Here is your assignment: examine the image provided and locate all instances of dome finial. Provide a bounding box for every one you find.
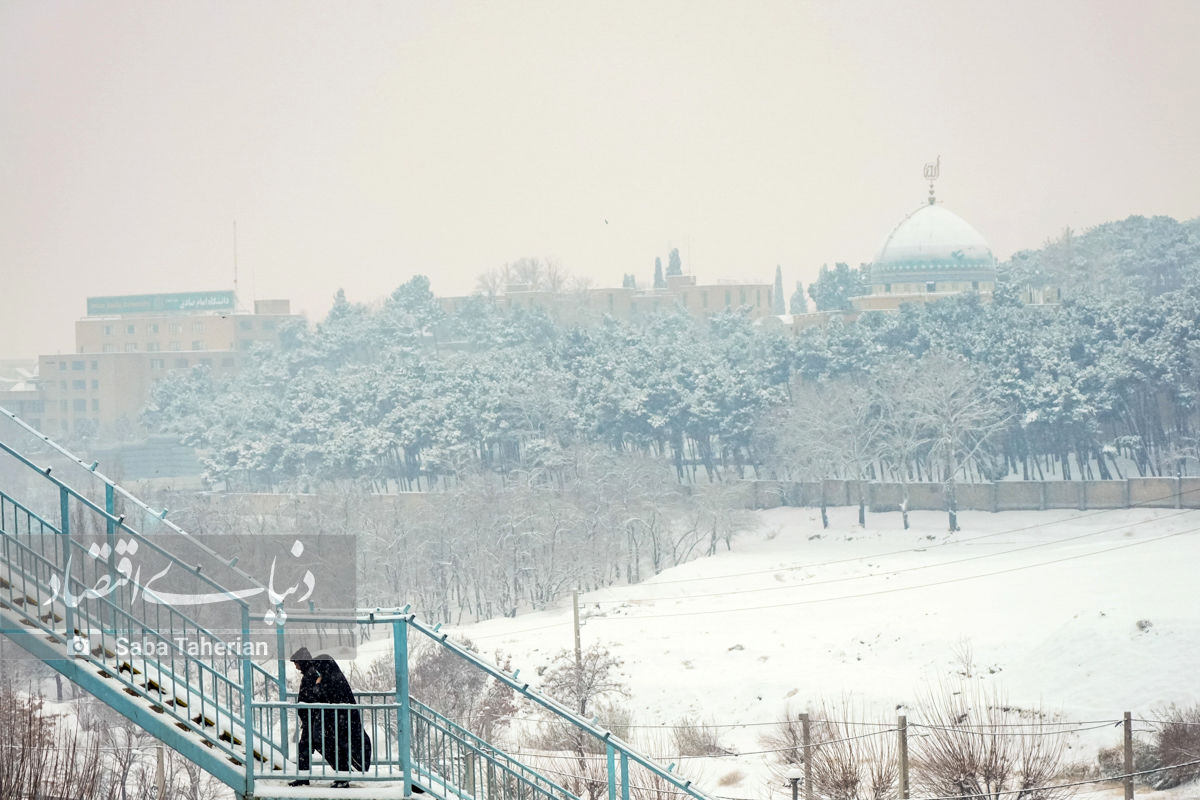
[923,155,941,205]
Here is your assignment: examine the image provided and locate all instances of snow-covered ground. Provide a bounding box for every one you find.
[424,505,1200,800]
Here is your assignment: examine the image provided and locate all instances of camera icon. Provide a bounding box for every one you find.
[69,636,89,655]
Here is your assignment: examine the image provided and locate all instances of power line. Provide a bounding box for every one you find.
[609,495,1200,590]
[563,525,1200,620]
[583,507,1195,607]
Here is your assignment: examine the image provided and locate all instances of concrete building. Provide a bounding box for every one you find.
[0,360,43,429]
[37,291,300,440]
[441,273,775,326]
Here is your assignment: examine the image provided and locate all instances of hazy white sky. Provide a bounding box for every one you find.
[2,1,1197,359]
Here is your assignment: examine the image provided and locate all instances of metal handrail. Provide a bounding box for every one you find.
[0,406,267,595]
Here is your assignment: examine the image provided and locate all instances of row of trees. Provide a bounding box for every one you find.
[153,446,749,623]
[144,215,1200,495]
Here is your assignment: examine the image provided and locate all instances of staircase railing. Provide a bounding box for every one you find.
[1,407,715,800]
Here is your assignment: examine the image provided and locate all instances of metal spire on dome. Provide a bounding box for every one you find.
[923,155,941,205]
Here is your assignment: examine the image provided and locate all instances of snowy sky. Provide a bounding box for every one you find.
[2,0,1198,359]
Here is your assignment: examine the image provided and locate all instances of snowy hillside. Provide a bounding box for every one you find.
[433,505,1200,800]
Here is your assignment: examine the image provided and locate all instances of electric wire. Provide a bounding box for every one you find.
[582,507,1194,607]
[594,487,1200,590]
[471,524,1197,628]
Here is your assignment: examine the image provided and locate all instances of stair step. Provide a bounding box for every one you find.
[251,782,410,799]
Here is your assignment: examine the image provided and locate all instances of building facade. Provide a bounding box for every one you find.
[441,273,775,326]
[36,292,300,440]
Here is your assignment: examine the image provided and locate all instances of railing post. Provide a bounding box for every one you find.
[276,623,289,760]
[606,741,616,800]
[395,619,412,797]
[241,604,256,799]
[620,750,630,800]
[105,484,119,638]
[59,487,74,644]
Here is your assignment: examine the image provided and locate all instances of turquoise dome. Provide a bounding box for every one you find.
[871,203,996,286]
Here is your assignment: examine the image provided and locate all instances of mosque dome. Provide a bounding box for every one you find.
[870,202,996,287]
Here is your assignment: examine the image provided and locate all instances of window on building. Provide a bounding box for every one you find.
[90,361,98,369]
[72,380,86,391]
[192,322,205,334]
[926,281,937,292]
[59,361,67,370]
[192,340,204,350]
[91,380,98,389]
[102,344,115,353]
[239,320,253,331]
[60,399,68,412]
[103,325,113,336]
[175,358,189,368]
[124,343,138,352]
[59,380,67,390]
[146,341,160,352]
[168,322,182,334]
[125,324,136,335]
[150,358,165,369]
[91,399,99,411]
[73,399,86,412]
[149,323,160,334]
[168,341,181,351]
[972,281,980,290]
[71,360,84,370]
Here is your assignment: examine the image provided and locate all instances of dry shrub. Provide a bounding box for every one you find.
[1097,739,1158,785]
[359,636,516,740]
[912,679,1072,800]
[524,699,633,754]
[672,716,732,757]
[1147,703,1200,789]
[0,687,108,799]
[762,701,896,800]
[717,768,745,787]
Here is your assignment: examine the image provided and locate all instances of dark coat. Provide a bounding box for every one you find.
[296,655,372,773]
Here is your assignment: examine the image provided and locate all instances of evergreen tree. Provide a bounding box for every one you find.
[654,257,666,289]
[772,265,786,314]
[667,248,683,276]
[789,281,809,314]
[622,273,637,289]
[808,263,869,311]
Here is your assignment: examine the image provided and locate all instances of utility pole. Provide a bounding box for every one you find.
[1124,711,1134,800]
[572,589,583,713]
[800,712,813,800]
[572,589,582,666]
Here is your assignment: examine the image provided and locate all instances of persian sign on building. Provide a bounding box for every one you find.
[86,291,236,316]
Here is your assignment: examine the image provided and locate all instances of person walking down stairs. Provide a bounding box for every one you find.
[288,647,373,789]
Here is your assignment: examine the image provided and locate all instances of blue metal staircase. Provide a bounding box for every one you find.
[0,408,714,800]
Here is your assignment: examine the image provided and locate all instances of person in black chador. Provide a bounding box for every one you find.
[289,647,372,789]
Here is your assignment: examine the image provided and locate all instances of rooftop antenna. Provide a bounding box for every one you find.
[923,155,941,205]
[233,219,240,308]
